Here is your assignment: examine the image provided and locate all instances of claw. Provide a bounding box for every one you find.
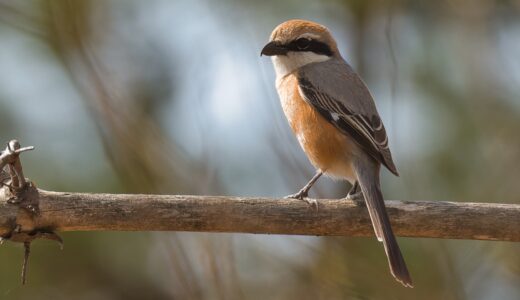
[346,181,365,207]
[346,192,365,207]
[285,191,319,211]
[303,198,319,211]
[284,190,308,200]
[346,191,363,200]
[284,171,323,210]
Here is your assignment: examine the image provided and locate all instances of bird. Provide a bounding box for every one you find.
[261,19,412,287]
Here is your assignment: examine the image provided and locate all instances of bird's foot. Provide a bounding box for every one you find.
[284,190,318,211]
[302,198,319,211]
[284,189,307,200]
[346,191,365,207]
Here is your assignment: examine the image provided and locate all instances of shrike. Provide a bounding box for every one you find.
[261,19,412,287]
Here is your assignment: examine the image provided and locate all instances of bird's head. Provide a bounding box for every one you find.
[261,19,339,77]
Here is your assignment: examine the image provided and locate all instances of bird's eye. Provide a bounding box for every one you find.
[295,38,311,50]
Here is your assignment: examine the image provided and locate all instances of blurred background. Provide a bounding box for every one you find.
[0,0,519,299]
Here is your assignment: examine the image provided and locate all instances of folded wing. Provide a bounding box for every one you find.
[297,59,398,175]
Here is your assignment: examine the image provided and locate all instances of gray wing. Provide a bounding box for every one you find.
[297,58,398,175]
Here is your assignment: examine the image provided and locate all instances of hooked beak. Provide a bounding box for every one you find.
[260,41,288,56]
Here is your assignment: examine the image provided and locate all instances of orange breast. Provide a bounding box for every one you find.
[276,74,356,181]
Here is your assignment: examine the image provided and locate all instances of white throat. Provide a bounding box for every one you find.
[271,52,331,78]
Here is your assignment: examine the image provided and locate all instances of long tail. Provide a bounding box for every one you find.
[353,158,413,288]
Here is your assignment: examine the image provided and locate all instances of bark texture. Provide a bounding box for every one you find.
[1,188,519,241]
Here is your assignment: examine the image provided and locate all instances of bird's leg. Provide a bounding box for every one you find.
[346,181,365,206]
[346,181,361,199]
[285,171,322,209]
[285,171,322,199]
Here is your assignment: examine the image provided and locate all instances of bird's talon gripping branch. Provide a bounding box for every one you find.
[284,190,308,200]
[346,192,363,200]
[346,192,365,207]
[284,171,323,203]
[284,192,319,211]
[304,198,319,211]
[351,197,366,207]
[346,181,363,203]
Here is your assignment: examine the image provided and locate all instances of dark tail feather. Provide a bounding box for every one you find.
[354,158,413,288]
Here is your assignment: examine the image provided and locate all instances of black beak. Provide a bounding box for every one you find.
[260,41,288,56]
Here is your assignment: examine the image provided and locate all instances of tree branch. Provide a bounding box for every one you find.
[1,139,519,284]
[0,189,518,242]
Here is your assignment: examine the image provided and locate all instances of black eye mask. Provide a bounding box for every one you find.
[286,38,333,56]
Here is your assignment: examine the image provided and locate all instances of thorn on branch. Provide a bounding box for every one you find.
[1,139,63,284]
[2,229,64,285]
[22,242,30,285]
[0,139,35,191]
